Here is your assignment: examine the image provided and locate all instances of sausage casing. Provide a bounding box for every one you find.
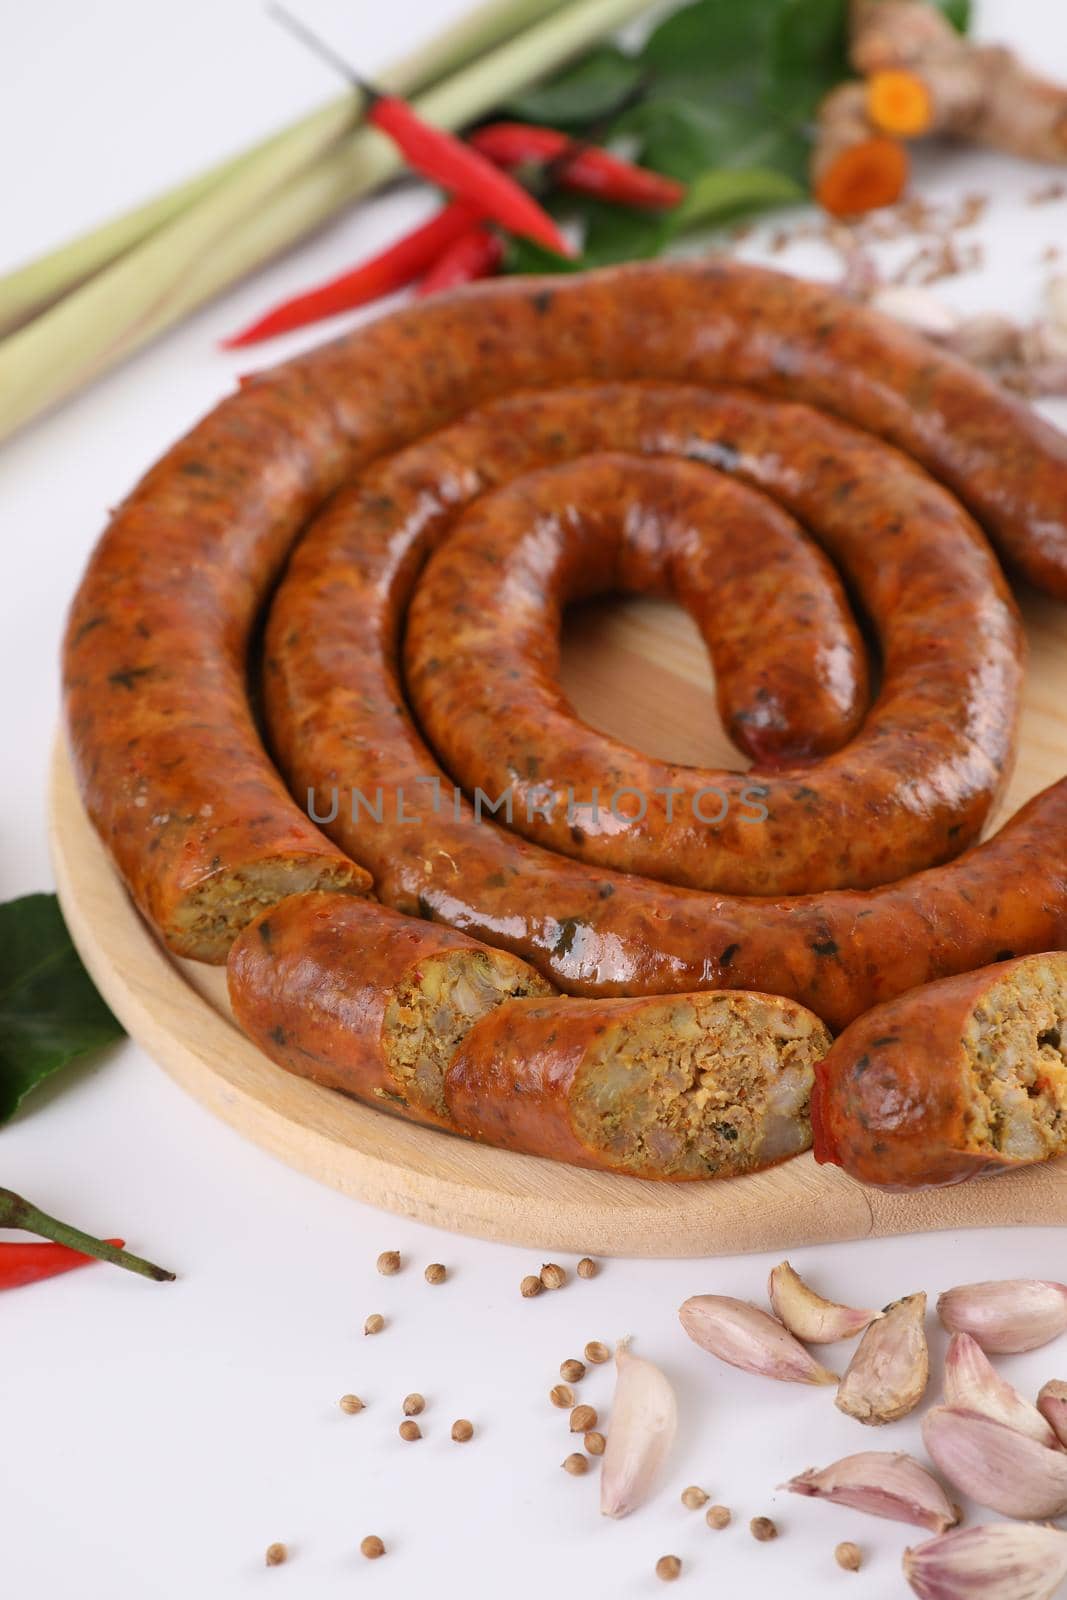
[446,989,831,1179]
[812,952,1067,1188]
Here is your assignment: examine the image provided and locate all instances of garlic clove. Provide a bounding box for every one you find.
[1038,1380,1067,1448]
[678,1295,838,1385]
[836,1293,928,1425]
[944,1332,1060,1447]
[782,1450,958,1533]
[871,284,961,339]
[768,1262,880,1345]
[922,1407,1067,1520]
[600,1341,677,1519]
[1045,273,1067,335]
[904,1522,1067,1600]
[945,312,1023,369]
[937,1281,1067,1354]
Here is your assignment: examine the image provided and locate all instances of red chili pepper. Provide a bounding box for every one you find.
[0,1237,126,1291]
[0,1187,175,1282]
[470,122,686,211]
[416,226,505,296]
[366,97,572,256]
[264,7,572,258]
[222,201,483,348]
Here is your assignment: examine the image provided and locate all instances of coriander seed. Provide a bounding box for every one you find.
[399,1419,422,1442]
[835,1542,862,1573]
[682,1485,709,1510]
[521,1274,543,1298]
[569,1404,597,1433]
[339,1394,364,1414]
[577,1257,598,1279]
[424,1262,447,1284]
[751,1516,778,1542]
[560,1358,586,1384]
[451,1418,474,1442]
[584,1340,611,1364]
[403,1393,425,1416]
[360,1535,385,1560]
[540,1262,567,1290]
[656,1555,682,1582]
[550,1383,575,1409]
[584,1431,606,1456]
[376,1250,401,1276]
[364,1313,385,1335]
[562,1452,588,1476]
[265,1543,287,1567]
[706,1505,731,1530]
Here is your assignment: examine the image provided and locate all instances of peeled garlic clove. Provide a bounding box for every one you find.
[937,1280,1067,1354]
[836,1293,928,1425]
[600,1341,677,1519]
[782,1450,958,1533]
[904,1523,1067,1600]
[1038,1380,1067,1447]
[768,1262,880,1345]
[922,1407,1067,1520]
[678,1295,838,1385]
[944,1332,1059,1447]
[871,285,961,339]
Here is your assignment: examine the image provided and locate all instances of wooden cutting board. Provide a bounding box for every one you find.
[49,588,1067,1256]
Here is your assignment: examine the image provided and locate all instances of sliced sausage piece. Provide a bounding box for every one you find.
[402,447,1017,892]
[445,990,831,1178]
[812,952,1067,1188]
[227,892,554,1126]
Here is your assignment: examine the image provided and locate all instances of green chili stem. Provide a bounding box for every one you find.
[0,1188,175,1282]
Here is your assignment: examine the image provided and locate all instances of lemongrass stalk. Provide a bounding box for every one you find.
[0,0,567,337]
[0,0,652,443]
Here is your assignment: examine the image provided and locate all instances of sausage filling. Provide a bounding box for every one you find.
[568,995,830,1179]
[384,951,551,1118]
[175,859,363,951]
[961,962,1067,1163]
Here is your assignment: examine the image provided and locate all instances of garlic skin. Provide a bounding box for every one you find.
[944,1332,1059,1447]
[836,1293,928,1425]
[768,1262,880,1345]
[937,1281,1067,1354]
[678,1295,837,1385]
[782,1451,958,1533]
[922,1407,1067,1519]
[904,1523,1067,1600]
[1038,1380,1067,1448]
[600,1342,677,1519]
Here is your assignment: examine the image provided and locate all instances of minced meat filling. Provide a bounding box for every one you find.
[385,950,551,1116]
[569,995,830,1179]
[962,959,1067,1163]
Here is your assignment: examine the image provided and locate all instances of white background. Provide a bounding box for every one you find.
[3,2,1067,1597]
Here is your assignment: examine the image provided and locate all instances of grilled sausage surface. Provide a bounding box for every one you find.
[812,953,1067,1189]
[62,258,1067,1180]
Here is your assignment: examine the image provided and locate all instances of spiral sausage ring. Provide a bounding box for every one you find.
[64,259,1067,1179]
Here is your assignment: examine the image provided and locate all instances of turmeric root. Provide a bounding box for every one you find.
[855,0,1067,163]
[812,83,910,217]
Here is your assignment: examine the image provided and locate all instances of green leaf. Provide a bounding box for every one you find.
[579,198,674,266]
[499,45,646,127]
[673,166,805,230]
[766,0,849,119]
[0,893,124,1123]
[933,0,971,30]
[640,0,784,86]
[616,97,809,185]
